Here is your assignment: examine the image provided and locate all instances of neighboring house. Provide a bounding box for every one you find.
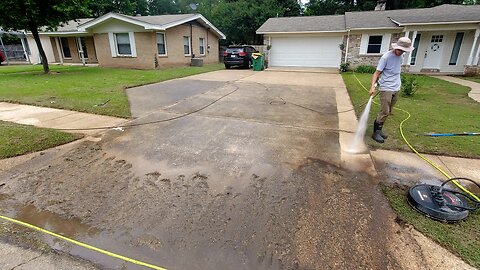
[26,13,225,69]
[256,4,480,75]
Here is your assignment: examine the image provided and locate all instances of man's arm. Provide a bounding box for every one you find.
[369,70,381,96]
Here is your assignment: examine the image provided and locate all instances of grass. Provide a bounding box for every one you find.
[0,64,224,118]
[0,63,223,159]
[342,73,480,158]
[457,76,480,84]
[0,121,82,159]
[382,184,480,268]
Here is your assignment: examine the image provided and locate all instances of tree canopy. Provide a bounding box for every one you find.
[0,0,91,73]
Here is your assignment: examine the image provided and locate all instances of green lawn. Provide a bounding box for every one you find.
[0,63,224,159]
[342,73,480,158]
[0,121,82,159]
[0,64,224,118]
[382,184,480,268]
[457,76,480,84]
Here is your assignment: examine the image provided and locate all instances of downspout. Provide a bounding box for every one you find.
[268,36,271,66]
[190,23,194,58]
[206,28,210,55]
[344,29,350,64]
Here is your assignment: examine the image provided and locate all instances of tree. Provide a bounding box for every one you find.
[206,0,301,45]
[89,0,138,17]
[0,0,90,73]
[147,0,180,15]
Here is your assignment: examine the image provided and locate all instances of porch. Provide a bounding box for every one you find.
[50,35,98,65]
[402,26,480,75]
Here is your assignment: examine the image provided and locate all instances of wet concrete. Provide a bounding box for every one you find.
[1,70,473,269]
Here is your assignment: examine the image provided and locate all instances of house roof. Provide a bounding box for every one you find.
[257,15,346,34]
[55,19,94,32]
[390,4,480,25]
[78,13,226,39]
[257,4,480,34]
[36,13,225,39]
[127,14,194,26]
[346,4,480,28]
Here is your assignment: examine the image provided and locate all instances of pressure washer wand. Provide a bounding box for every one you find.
[422,132,480,137]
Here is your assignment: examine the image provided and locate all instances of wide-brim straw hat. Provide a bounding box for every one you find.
[392,37,414,52]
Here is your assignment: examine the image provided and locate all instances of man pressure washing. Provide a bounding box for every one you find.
[369,37,414,143]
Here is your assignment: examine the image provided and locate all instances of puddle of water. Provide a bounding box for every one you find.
[0,202,168,269]
[12,204,97,239]
[0,199,286,270]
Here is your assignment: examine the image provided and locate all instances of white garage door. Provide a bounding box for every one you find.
[270,36,343,68]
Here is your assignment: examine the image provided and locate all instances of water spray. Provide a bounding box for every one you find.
[345,96,373,154]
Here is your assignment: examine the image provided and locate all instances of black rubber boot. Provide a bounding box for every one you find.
[376,121,388,139]
[372,121,385,143]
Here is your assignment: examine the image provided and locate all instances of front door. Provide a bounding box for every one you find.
[422,34,444,69]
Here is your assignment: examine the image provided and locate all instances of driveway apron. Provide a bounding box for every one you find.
[1,70,410,269]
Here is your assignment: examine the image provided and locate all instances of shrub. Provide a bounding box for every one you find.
[401,75,419,97]
[339,62,350,72]
[355,65,376,74]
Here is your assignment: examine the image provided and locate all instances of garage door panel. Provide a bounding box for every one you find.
[270,36,342,68]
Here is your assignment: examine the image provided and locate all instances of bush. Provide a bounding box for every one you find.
[339,62,350,72]
[354,65,376,74]
[401,75,419,97]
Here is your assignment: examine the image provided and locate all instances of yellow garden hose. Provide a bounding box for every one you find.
[0,214,167,270]
[353,73,480,202]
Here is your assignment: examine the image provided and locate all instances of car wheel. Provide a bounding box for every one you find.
[225,64,231,69]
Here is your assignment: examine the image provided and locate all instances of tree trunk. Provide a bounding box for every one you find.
[30,27,49,73]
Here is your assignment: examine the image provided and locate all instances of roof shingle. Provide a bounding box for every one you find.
[257,15,346,33]
[257,4,480,33]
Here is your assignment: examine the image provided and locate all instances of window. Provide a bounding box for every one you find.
[449,32,464,65]
[431,35,443,43]
[367,35,383,54]
[157,33,166,55]
[116,33,131,55]
[410,34,421,65]
[60,37,71,58]
[183,36,190,55]
[80,37,88,58]
[199,38,205,55]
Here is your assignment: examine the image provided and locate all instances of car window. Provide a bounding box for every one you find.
[226,47,243,53]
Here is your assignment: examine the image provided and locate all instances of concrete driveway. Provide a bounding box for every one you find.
[121,70,343,178]
[1,70,444,270]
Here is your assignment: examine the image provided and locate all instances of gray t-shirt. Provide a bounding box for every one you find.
[377,50,403,91]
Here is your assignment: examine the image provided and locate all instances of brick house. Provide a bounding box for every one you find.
[26,13,225,69]
[256,4,480,75]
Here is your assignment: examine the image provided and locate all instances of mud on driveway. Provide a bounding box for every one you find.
[0,71,454,269]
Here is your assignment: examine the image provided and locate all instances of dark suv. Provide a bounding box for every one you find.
[223,46,257,69]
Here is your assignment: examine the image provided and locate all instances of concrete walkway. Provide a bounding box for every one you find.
[0,242,99,270]
[435,75,480,102]
[0,102,126,135]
